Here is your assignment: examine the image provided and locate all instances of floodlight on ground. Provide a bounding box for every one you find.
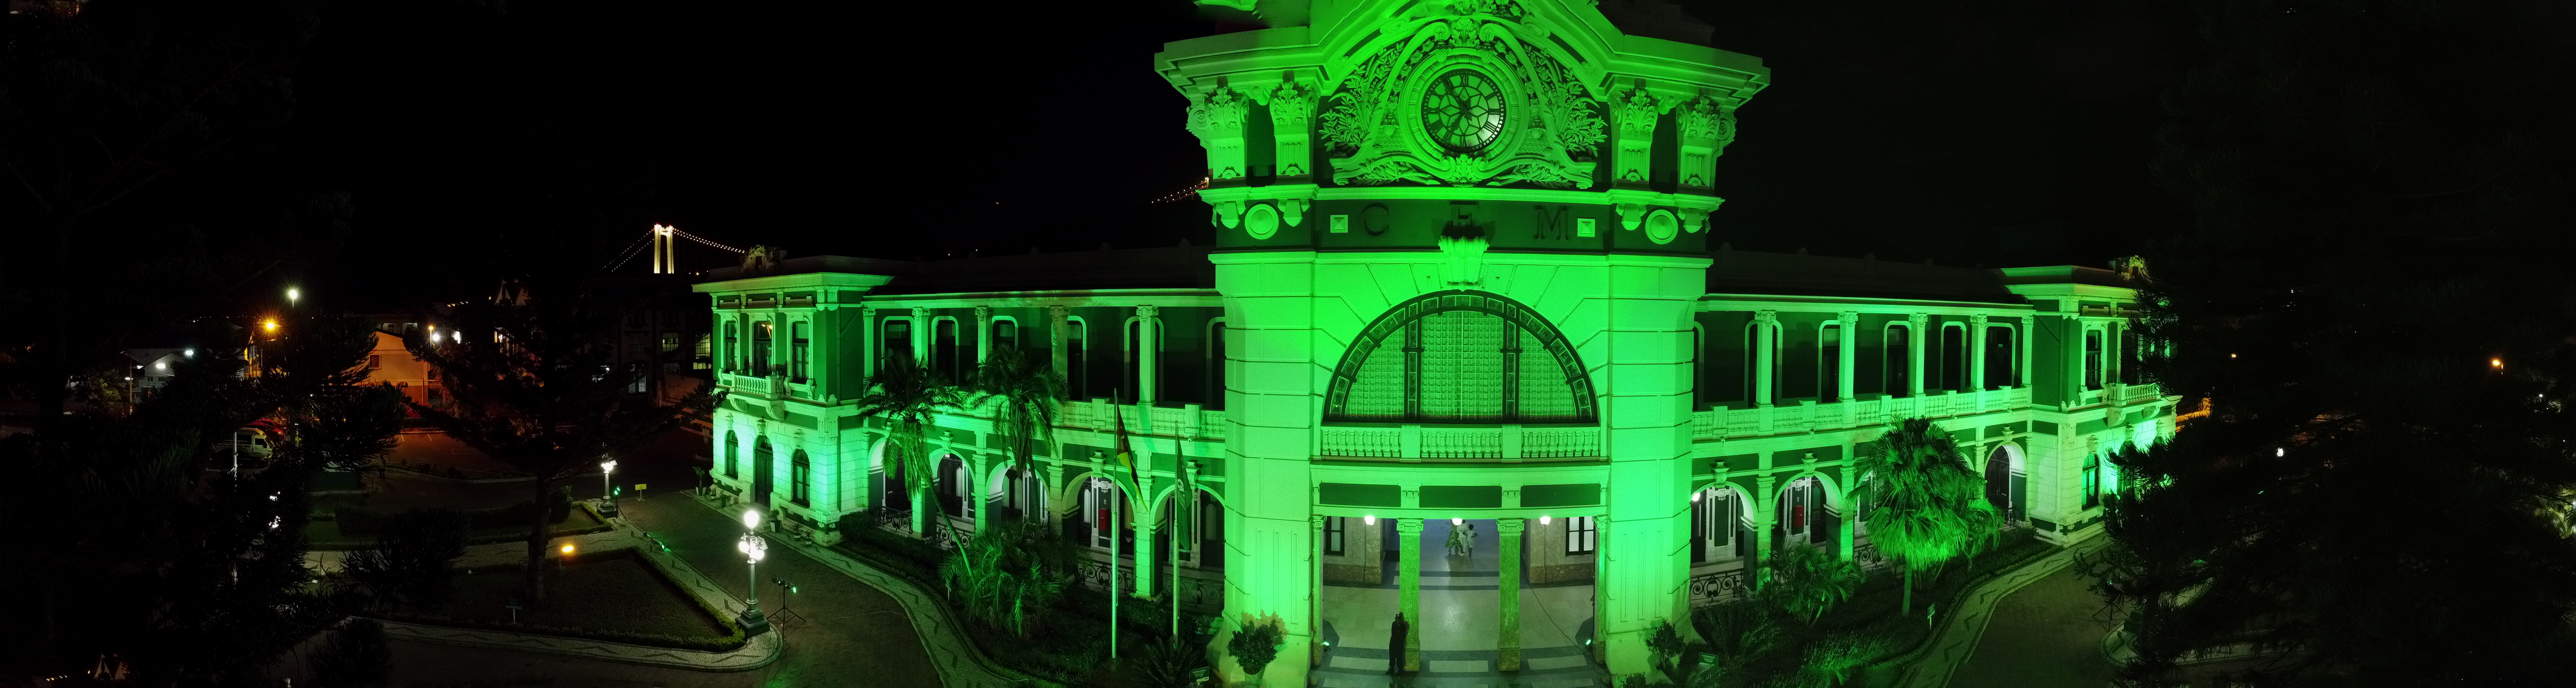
[560,543,575,556]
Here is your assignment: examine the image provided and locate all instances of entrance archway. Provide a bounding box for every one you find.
[1312,515,1602,687]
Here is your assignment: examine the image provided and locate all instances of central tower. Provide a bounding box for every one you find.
[1159,0,1766,683]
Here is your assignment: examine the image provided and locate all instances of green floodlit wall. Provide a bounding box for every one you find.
[679,2,2179,685]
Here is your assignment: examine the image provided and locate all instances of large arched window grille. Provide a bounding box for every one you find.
[1324,291,1597,423]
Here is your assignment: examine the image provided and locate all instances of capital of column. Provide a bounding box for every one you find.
[911,306,930,320]
[860,306,876,319]
[1496,517,1525,535]
[1395,518,1424,535]
[1754,309,1779,326]
[1048,305,1068,319]
[1908,313,1929,328]
[1136,304,1160,319]
[1838,310,1859,326]
[974,305,991,321]
[1969,314,1989,328]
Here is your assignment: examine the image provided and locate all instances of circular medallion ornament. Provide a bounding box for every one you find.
[1244,204,1280,240]
[1644,209,1680,245]
[1420,70,1507,154]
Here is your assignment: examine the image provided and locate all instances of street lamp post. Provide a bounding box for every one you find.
[599,459,618,516]
[737,508,772,637]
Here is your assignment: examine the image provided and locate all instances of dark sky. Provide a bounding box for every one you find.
[278,0,2191,309]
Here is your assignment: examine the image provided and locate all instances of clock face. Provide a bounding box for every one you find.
[1421,70,1507,154]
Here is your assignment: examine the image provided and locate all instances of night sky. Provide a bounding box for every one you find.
[276,0,2191,309]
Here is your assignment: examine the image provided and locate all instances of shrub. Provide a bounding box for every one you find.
[1228,613,1283,680]
[308,619,391,688]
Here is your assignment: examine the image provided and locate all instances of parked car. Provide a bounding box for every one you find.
[219,427,274,460]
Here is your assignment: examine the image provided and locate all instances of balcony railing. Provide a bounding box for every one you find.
[1691,386,2040,440]
[1317,424,1600,461]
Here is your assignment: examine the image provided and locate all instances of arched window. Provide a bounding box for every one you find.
[790,450,812,506]
[724,430,739,478]
[1819,322,1842,402]
[991,318,1018,358]
[1983,324,2018,389]
[1939,322,1967,392]
[1324,291,1596,423]
[1065,317,1089,399]
[1882,323,1911,396]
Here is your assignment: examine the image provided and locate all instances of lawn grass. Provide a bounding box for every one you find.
[307,508,608,550]
[372,548,745,651]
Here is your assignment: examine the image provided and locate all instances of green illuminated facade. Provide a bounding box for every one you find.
[693,1,2175,684]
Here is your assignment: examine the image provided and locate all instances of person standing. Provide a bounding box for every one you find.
[1389,612,1409,677]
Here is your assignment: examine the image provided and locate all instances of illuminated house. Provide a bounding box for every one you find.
[692,1,2174,684]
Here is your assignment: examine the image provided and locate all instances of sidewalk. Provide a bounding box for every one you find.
[1945,567,2122,688]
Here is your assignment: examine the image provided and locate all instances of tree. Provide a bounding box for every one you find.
[342,508,471,614]
[852,355,967,537]
[0,314,401,682]
[405,291,717,603]
[1758,541,1866,625]
[937,519,1068,637]
[1852,417,1997,616]
[2095,1,2576,684]
[968,345,1067,510]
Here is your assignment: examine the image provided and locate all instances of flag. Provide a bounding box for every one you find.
[1113,397,1140,496]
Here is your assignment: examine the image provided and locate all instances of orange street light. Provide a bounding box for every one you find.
[262,319,279,334]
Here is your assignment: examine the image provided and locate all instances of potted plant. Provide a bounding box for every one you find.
[1227,612,1284,686]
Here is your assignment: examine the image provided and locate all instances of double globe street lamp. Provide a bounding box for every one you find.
[737,508,772,637]
[598,459,619,516]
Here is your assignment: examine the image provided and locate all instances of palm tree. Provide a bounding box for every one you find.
[1851,417,1998,616]
[968,346,1066,517]
[1759,540,1866,624]
[852,356,967,536]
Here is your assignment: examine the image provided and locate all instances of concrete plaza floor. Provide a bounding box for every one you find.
[1315,519,1604,688]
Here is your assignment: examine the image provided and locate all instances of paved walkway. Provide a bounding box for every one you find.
[1946,566,2121,688]
[724,496,1033,688]
[1889,537,2110,688]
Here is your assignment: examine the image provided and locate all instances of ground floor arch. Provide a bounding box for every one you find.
[1984,442,2026,523]
[1311,513,1604,686]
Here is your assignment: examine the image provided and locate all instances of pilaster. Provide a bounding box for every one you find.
[1752,310,1778,407]
[1137,305,1160,407]
[1836,311,1859,404]
[1611,83,1663,187]
[1968,314,1990,392]
[910,307,931,362]
[1270,81,1316,180]
[1186,87,1252,180]
[975,305,992,365]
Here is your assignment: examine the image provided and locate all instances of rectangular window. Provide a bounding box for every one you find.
[791,453,811,505]
[1567,516,1597,554]
[661,331,680,353]
[791,321,810,382]
[724,437,738,478]
[2083,455,2103,508]
[1324,516,1345,556]
[752,321,773,376]
[2085,330,2105,391]
[367,355,381,370]
[882,319,913,367]
[693,333,712,370]
[723,321,739,372]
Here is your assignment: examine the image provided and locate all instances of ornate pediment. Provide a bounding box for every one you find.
[1317,6,1605,189]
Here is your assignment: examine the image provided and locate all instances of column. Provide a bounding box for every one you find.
[1396,518,1424,672]
[1836,311,1859,403]
[1133,487,1157,599]
[910,306,931,362]
[860,307,877,381]
[975,306,993,365]
[1049,306,1070,379]
[1906,313,1929,398]
[968,453,991,534]
[2065,314,2085,403]
[2106,321,2124,388]
[1136,305,1160,407]
[2020,316,2036,390]
[1497,518,1525,671]
[1751,474,1776,590]
[1752,310,1777,407]
[1968,314,1990,392]
[1835,465,1857,560]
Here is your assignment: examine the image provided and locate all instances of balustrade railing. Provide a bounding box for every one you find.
[1691,385,2052,441]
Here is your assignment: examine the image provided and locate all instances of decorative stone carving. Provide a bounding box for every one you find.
[1185,87,1252,179]
[1270,79,1317,177]
[1317,7,1603,189]
[1438,234,1489,286]
[1672,96,1736,188]
[1754,310,1779,326]
[1612,86,1663,183]
[1839,311,1860,327]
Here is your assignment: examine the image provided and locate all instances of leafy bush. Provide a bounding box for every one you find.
[1761,544,1868,624]
[1228,613,1283,680]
